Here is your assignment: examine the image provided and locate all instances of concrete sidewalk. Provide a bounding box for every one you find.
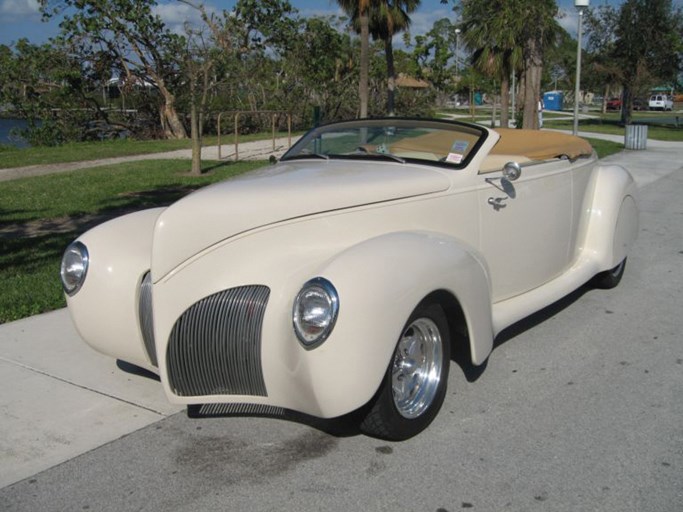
[0,310,182,488]
[0,135,681,490]
[0,136,296,182]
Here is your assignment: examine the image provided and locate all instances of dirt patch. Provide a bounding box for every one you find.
[0,209,139,239]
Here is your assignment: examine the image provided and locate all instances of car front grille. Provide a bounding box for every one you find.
[167,285,270,397]
[138,272,157,367]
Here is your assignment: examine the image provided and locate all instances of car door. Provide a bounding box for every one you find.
[477,160,573,302]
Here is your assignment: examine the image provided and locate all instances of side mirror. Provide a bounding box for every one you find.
[269,155,278,165]
[503,161,521,181]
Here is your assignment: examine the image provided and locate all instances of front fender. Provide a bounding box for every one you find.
[65,208,165,370]
[306,231,494,417]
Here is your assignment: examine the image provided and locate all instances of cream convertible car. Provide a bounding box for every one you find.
[61,118,638,440]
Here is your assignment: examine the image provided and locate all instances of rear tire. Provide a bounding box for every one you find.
[593,258,627,289]
[360,302,450,441]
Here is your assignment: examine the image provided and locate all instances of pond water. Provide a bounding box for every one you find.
[0,118,30,148]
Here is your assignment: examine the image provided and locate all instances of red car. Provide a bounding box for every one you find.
[606,97,622,110]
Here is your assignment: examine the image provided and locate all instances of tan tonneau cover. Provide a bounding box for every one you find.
[492,128,593,160]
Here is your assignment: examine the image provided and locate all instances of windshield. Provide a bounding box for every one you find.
[281,118,488,169]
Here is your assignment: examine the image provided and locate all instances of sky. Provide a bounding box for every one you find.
[0,0,677,48]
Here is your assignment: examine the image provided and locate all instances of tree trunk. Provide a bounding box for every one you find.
[159,90,187,139]
[515,71,525,128]
[190,101,202,176]
[500,73,510,128]
[385,36,396,116]
[359,11,369,118]
[522,39,543,130]
[621,85,633,125]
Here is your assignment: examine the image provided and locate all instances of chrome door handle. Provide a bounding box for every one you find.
[488,197,507,211]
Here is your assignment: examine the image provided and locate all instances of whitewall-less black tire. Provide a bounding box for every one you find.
[360,302,450,441]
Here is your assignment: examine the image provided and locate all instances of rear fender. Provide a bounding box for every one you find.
[578,164,639,270]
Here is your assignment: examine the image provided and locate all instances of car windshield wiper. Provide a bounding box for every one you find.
[356,152,405,164]
[284,152,329,161]
[371,153,406,164]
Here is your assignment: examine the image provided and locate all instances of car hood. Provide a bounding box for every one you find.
[152,159,450,280]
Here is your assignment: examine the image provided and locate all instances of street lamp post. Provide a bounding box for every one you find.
[455,28,461,82]
[573,0,589,135]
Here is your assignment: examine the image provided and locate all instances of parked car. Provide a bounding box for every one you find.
[606,97,622,110]
[649,94,673,111]
[61,118,638,440]
[633,98,647,111]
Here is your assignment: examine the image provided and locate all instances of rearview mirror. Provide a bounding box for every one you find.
[503,161,521,181]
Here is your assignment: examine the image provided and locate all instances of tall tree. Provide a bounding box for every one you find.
[355,0,419,115]
[411,18,456,94]
[458,0,560,129]
[586,0,682,125]
[0,39,102,145]
[338,0,374,117]
[460,1,523,128]
[40,0,188,139]
[285,16,357,121]
[583,6,622,114]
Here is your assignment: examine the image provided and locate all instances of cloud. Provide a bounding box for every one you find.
[0,0,40,22]
[298,6,344,19]
[558,7,581,37]
[152,1,217,34]
[407,8,453,38]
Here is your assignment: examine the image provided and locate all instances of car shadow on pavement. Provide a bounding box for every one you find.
[451,282,594,384]
[493,282,593,349]
[187,402,366,438]
[116,360,161,381]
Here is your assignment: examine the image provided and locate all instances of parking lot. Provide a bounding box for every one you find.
[1,139,682,511]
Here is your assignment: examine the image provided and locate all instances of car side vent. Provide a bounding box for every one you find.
[138,272,157,367]
[167,285,269,397]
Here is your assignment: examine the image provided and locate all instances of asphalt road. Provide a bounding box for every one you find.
[2,147,682,511]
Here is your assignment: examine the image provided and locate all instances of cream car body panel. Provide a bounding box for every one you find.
[65,208,164,373]
[152,162,453,281]
[62,118,638,432]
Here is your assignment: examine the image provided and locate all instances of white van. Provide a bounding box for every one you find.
[648,94,674,111]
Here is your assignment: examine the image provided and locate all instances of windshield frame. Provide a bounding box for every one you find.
[281,117,490,170]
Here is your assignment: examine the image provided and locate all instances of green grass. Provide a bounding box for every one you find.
[0,159,264,223]
[0,159,265,323]
[0,233,76,322]
[543,117,683,141]
[0,131,300,169]
[584,137,624,158]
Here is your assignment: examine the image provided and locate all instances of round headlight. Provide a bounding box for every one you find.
[293,277,339,348]
[60,241,89,296]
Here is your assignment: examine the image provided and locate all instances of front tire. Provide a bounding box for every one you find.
[360,302,450,441]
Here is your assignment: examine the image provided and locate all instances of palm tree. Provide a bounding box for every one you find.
[366,1,419,115]
[461,0,560,129]
[461,1,523,128]
[337,0,373,117]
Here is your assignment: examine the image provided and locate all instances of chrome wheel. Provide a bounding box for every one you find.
[392,317,444,419]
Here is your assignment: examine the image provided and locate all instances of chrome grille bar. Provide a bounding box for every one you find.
[167,285,269,397]
[138,272,157,367]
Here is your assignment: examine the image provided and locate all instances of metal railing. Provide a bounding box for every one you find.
[216,110,292,161]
